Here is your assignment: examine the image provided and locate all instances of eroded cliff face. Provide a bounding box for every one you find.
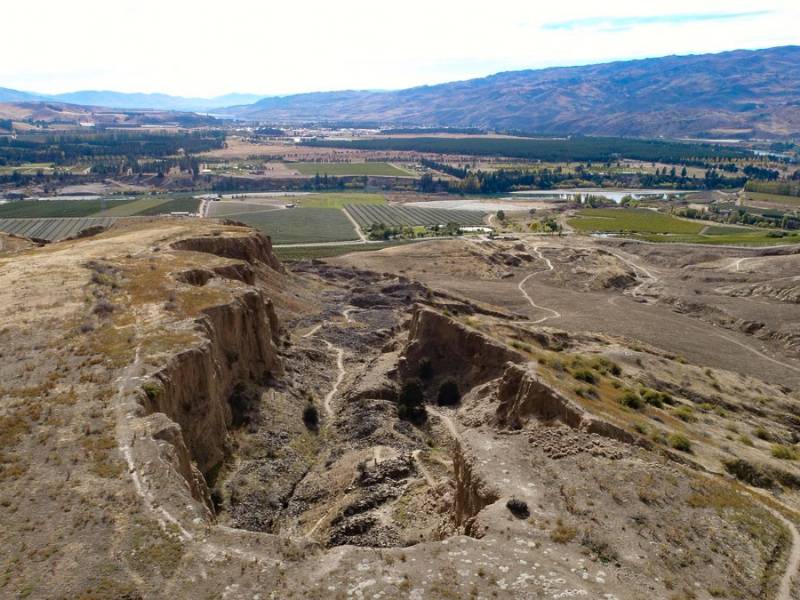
[172,232,285,273]
[451,439,499,536]
[401,307,524,390]
[142,289,283,479]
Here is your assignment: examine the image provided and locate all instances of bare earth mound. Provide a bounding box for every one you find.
[2,222,800,599]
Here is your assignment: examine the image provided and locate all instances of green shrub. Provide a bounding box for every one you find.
[303,403,319,430]
[723,459,774,488]
[397,381,427,424]
[573,369,597,384]
[753,427,771,441]
[437,380,461,406]
[142,382,163,402]
[669,434,692,452]
[640,388,664,408]
[673,405,696,422]
[771,444,798,460]
[620,391,644,410]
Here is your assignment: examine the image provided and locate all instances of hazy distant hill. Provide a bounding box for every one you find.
[0,101,220,127]
[51,91,265,112]
[0,89,265,112]
[226,46,800,138]
[0,87,41,103]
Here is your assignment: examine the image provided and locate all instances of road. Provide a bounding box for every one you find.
[341,207,368,242]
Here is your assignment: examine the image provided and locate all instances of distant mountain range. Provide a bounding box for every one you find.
[0,88,264,112]
[2,46,799,138]
[224,46,800,138]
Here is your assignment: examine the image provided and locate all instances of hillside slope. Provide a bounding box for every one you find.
[228,46,800,138]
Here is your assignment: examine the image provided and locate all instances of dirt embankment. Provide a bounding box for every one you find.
[141,289,283,483]
[401,307,525,389]
[172,231,285,273]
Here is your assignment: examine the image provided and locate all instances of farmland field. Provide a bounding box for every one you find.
[133,197,202,216]
[94,197,172,217]
[0,198,135,218]
[0,217,119,241]
[635,230,800,245]
[288,162,412,177]
[230,207,359,244]
[207,201,284,218]
[569,208,799,245]
[345,204,486,228]
[296,193,386,209]
[302,136,748,162]
[568,208,704,234]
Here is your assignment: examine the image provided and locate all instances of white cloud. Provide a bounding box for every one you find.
[3,0,799,96]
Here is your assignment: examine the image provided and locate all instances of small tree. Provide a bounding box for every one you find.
[303,402,319,430]
[419,359,434,382]
[397,380,426,424]
[437,380,461,406]
[497,210,506,221]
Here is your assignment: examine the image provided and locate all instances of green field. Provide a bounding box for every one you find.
[635,230,800,246]
[232,207,359,244]
[288,162,412,177]
[94,197,171,217]
[0,199,135,218]
[207,202,283,218]
[569,208,798,246]
[345,204,486,228]
[134,197,201,216]
[0,217,120,241]
[296,193,386,209]
[569,208,704,234]
[702,225,752,235]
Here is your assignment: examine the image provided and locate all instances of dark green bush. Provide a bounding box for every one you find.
[397,381,427,424]
[620,391,643,410]
[303,403,319,430]
[573,369,597,384]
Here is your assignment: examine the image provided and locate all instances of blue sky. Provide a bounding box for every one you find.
[2,1,799,97]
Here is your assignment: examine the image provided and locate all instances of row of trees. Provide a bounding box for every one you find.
[678,206,799,230]
[418,166,748,195]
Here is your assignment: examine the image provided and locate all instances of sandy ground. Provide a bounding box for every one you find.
[333,236,800,389]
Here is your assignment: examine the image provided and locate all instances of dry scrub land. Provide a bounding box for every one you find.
[1,220,800,599]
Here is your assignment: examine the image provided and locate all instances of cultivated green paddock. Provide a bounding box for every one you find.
[231,207,359,244]
[133,197,201,216]
[0,199,135,218]
[207,202,283,218]
[569,207,798,245]
[288,162,412,177]
[635,231,800,246]
[569,208,704,234]
[296,193,386,209]
[94,197,170,217]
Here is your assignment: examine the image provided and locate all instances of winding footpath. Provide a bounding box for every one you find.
[322,340,345,419]
[517,246,561,324]
[771,503,800,600]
